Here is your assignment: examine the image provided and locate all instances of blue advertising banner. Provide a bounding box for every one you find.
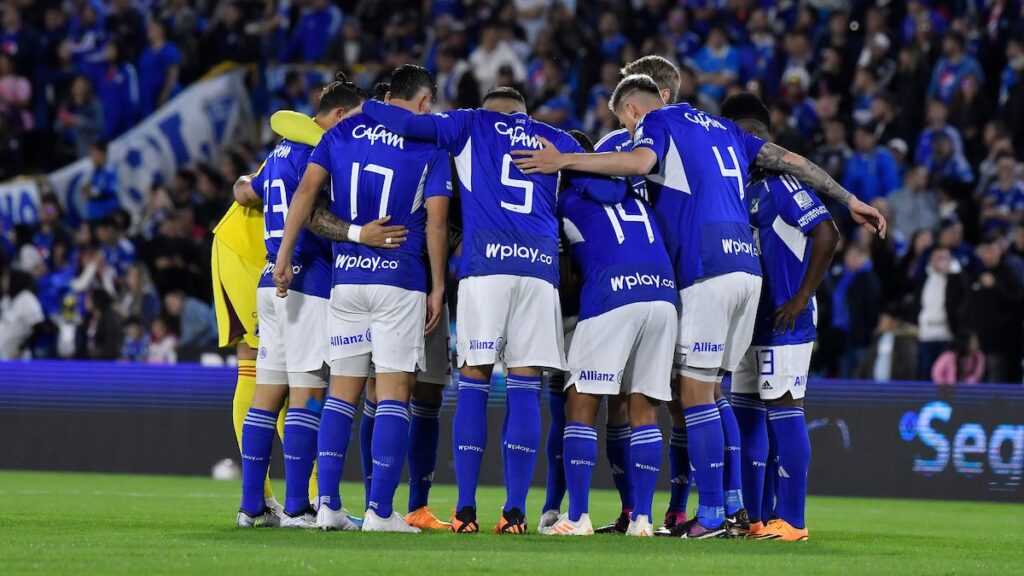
[1,362,1020,501]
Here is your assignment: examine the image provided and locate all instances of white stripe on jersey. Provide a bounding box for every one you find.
[454,137,473,192]
[770,215,807,262]
[647,137,691,194]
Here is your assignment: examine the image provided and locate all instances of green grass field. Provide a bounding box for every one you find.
[1,471,1021,575]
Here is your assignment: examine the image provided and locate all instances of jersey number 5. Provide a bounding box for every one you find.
[500,154,534,214]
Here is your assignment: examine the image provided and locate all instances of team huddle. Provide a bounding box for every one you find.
[221,55,885,541]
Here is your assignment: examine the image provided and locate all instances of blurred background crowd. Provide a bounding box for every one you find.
[1,0,1023,384]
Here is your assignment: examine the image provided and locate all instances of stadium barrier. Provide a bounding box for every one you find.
[1,361,1020,502]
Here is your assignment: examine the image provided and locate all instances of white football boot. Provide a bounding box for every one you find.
[539,512,594,536]
[361,509,422,533]
[316,505,361,531]
[626,514,654,537]
[236,507,281,528]
[281,507,318,529]
[538,509,561,532]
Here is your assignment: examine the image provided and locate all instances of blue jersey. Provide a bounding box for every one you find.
[310,113,452,293]
[594,128,646,200]
[431,109,582,286]
[632,103,764,289]
[253,138,332,298]
[747,173,832,346]
[560,177,676,321]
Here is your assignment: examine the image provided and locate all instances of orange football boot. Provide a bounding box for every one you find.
[493,508,528,535]
[750,518,808,541]
[406,506,452,531]
[450,506,479,534]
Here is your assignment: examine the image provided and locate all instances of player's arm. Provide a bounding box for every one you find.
[423,195,449,336]
[773,219,840,334]
[274,164,327,296]
[513,136,657,177]
[754,142,887,238]
[307,196,409,248]
[361,99,439,142]
[233,175,261,206]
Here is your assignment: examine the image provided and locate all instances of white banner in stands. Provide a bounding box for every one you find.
[0,70,254,226]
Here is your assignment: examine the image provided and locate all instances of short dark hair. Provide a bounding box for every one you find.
[317,71,366,114]
[482,86,526,107]
[720,92,771,131]
[609,74,660,113]
[388,64,435,101]
[567,130,594,153]
[621,56,680,103]
[91,139,109,154]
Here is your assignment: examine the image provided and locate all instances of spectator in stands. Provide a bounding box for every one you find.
[55,75,102,160]
[529,59,577,130]
[925,132,975,187]
[434,46,479,112]
[280,0,342,63]
[811,119,851,183]
[116,262,159,329]
[138,19,181,116]
[916,99,965,165]
[693,26,739,103]
[148,315,176,364]
[469,23,525,93]
[76,287,122,360]
[889,166,940,242]
[105,0,146,63]
[81,140,119,222]
[928,31,984,103]
[0,268,44,359]
[95,42,139,139]
[120,315,149,362]
[94,217,135,276]
[163,289,217,354]
[844,123,900,204]
[980,152,1024,233]
[858,307,918,382]
[893,46,931,137]
[832,243,882,378]
[326,17,377,71]
[202,1,255,66]
[962,235,1024,382]
[951,75,992,164]
[931,331,985,385]
[0,52,32,131]
[1,5,36,76]
[936,218,978,273]
[192,164,228,232]
[31,195,73,268]
[914,246,966,379]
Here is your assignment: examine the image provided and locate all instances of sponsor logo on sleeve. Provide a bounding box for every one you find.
[797,205,829,228]
[793,190,814,209]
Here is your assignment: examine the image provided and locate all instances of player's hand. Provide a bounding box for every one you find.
[361,216,408,249]
[273,258,293,298]
[849,198,887,239]
[773,293,809,334]
[511,136,565,174]
[424,289,444,336]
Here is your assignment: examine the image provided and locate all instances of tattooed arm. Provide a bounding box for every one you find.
[306,196,409,248]
[755,142,886,238]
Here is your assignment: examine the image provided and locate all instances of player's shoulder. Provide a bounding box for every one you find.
[594,128,631,153]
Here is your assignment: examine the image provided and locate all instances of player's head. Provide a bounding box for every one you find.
[609,74,663,135]
[482,86,527,115]
[621,55,680,104]
[384,64,435,114]
[316,71,366,129]
[720,92,771,140]
[567,129,595,153]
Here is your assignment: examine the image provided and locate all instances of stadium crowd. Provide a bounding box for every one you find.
[1,0,1024,383]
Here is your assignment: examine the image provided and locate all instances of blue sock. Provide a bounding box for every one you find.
[717,397,744,515]
[605,424,634,512]
[503,375,541,513]
[359,400,376,509]
[762,423,778,522]
[562,422,597,521]
[283,407,321,515]
[732,394,767,522]
[501,405,510,497]
[684,404,725,529]
[317,397,356,511]
[667,427,691,514]
[453,376,489,510]
[768,406,810,529]
[629,425,662,521]
[407,399,442,512]
[543,377,567,513]
[368,400,409,519]
[240,408,277,515]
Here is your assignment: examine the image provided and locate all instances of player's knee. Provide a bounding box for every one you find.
[460,364,492,382]
[766,392,803,408]
[565,386,599,425]
[627,394,659,428]
[412,380,443,404]
[251,382,287,411]
[606,393,629,427]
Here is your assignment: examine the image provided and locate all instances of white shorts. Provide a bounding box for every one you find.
[677,272,762,379]
[255,287,329,387]
[418,304,452,386]
[567,301,676,401]
[328,284,425,374]
[456,275,565,370]
[732,342,813,401]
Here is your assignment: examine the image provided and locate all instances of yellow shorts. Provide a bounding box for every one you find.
[212,237,263,349]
